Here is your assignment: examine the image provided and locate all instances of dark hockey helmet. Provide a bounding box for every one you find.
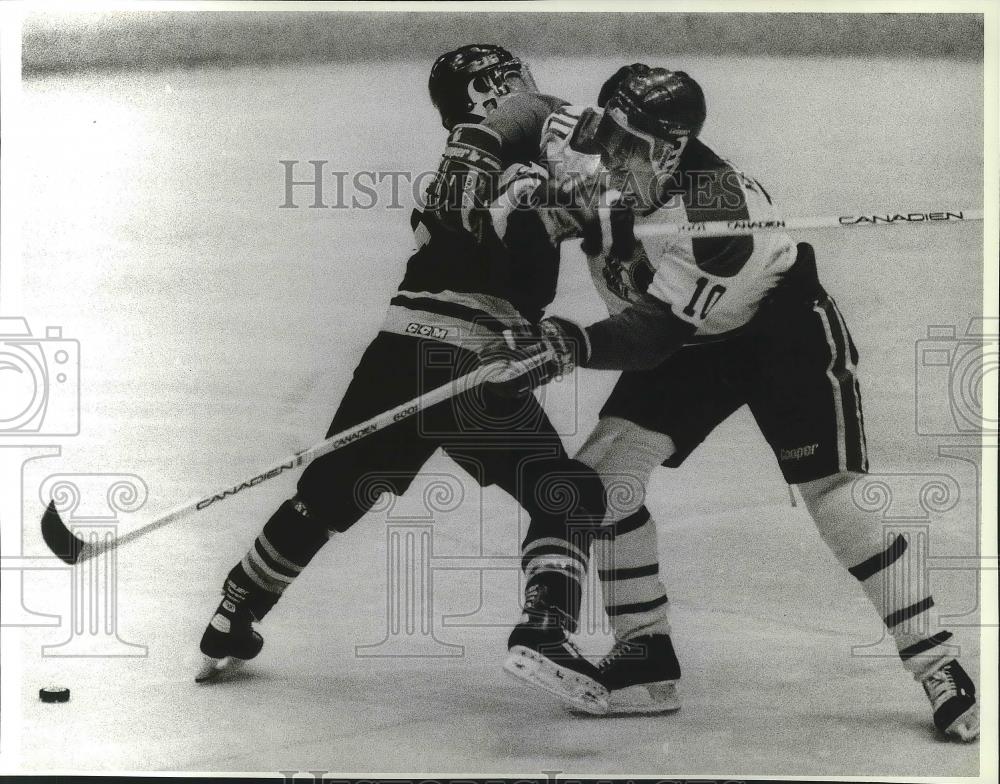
[595,66,706,177]
[428,44,538,130]
[597,63,651,108]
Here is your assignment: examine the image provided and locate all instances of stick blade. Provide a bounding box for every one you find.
[41,501,86,564]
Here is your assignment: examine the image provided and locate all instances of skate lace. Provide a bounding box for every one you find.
[523,584,543,610]
[923,665,957,707]
[597,638,633,672]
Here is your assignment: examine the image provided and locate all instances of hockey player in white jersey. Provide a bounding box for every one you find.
[489,64,979,741]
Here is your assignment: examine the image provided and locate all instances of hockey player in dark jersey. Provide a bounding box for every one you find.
[487,65,979,740]
[195,46,610,713]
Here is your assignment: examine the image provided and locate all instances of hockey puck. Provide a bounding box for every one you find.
[38,686,70,703]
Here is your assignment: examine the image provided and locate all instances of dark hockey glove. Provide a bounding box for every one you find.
[423,123,503,240]
[479,318,590,398]
[536,316,590,374]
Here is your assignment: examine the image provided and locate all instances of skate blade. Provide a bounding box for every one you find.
[195,655,247,684]
[944,705,979,743]
[606,681,681,716]
[503,645,609,715]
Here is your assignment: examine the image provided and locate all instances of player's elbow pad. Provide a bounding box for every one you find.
[424,124,503,236]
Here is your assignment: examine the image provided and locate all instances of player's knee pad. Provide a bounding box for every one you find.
[521,456,607,548]
[562,456,608,524]
[297,458,414,533]
[574,417,675,524]
[260,497,332,559]
[797,471,887,568]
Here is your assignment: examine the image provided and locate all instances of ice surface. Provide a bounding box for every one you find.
[5,56,985,776]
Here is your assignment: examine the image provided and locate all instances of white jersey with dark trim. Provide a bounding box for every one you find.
[611,178,797,341]
[543,107,797,343]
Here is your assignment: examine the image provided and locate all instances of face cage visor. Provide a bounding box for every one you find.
[465,62,538,119]
[594,106,689,179]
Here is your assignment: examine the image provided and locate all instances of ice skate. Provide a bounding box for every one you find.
[195,582,264,684]
[596,633,680,715]
[503,585,609,715]
[919,658,979,742]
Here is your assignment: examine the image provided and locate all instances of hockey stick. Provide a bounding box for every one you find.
[631,207,982,240]
[40,350,551,566]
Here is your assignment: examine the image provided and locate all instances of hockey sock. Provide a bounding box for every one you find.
[573,417,676,643]
[229,497,331,621]
[521,534,590,632]
[515,456,606,631]
[593,506,671,641]
[800,473,956,677]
